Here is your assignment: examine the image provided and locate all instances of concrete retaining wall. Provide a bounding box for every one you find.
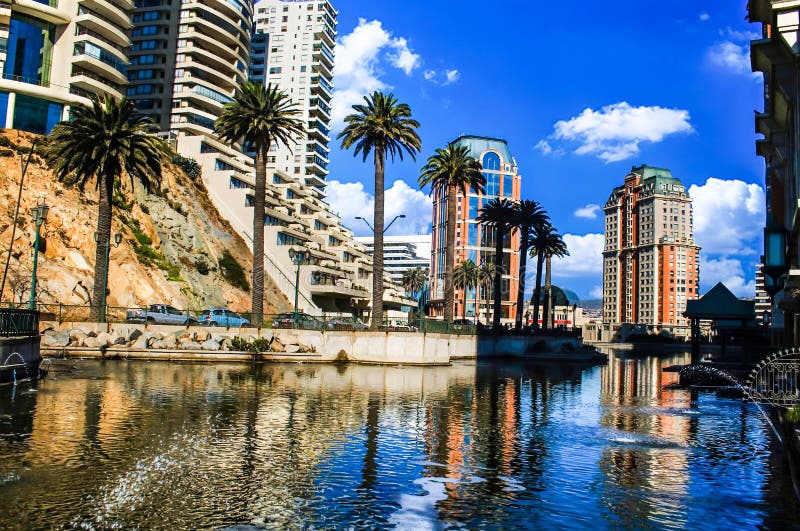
[41,321,477,365]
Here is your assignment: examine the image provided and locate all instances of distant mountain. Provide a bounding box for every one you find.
[581,299,602,311]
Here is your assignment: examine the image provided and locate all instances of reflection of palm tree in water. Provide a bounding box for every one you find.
[359,395,380,492]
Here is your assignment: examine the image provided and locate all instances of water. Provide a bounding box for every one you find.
[0,352,797,530]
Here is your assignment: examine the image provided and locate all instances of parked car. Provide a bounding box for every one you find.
[326,317,368,331]
[199,308,250,327]
[126,304,197,325]
[381,319,414,332]
[452,319,475,330]
[271,312,324,330]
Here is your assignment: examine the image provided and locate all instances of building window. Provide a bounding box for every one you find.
[482,152,500,171]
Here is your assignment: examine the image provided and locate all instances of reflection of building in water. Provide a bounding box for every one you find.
[597,354,691,526]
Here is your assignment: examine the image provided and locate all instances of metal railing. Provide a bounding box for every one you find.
[15,303,477,335]
[0,308,39,337]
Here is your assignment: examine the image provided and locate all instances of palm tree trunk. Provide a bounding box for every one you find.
[370,148,385,330]
[90,173,113,322]
[444,185,457,323]
[543,255,552,330]
[515,233,528,332]
[532,252,545,330]
[462,284,468,321]
[492,230,503,329]
[251,144,268,327]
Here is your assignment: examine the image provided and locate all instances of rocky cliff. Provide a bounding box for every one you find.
[0,130,290,316]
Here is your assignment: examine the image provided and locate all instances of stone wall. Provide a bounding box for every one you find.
[40,321,477,365]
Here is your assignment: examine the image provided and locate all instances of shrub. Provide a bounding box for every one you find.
[230,336,273,352]
[195,257,210,275]
[219,250,249,291]
[786,406,800,424]
[173,154,201,181]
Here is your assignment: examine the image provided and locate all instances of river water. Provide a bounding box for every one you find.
[0,353,797,530]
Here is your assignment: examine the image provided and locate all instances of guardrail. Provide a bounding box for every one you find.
[14,303,478,334]
[0,308,40,337]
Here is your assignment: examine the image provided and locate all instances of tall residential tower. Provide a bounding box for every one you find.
[429,136,521,324]
[602,165,700,337]
[251,0,337,194]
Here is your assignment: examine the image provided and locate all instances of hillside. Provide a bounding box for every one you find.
[0,130,290,316]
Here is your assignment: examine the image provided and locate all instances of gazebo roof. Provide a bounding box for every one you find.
[683,282,755,321]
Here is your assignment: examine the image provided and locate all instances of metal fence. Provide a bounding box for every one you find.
[0,308,40,337]
[11,303,477,335]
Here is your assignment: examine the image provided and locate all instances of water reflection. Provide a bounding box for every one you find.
[0,356,796,529]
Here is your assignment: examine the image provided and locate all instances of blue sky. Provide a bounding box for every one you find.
[322,0,764,301]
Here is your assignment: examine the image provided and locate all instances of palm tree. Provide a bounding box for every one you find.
[477,198,518,329]
[339,92,421,330]
[402,266,427,296]
[478,260,494,325]
[452,259,478,320]
[44,95,170,321]
[215,82,304,327]
[530,225,568,330]
[513,200,549,331]
[419,143,485,323]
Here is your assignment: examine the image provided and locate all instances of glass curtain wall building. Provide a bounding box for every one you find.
[429,135,522,324]
[0,0,133,134]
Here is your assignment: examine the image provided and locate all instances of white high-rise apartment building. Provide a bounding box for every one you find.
[603,165,701,337]
[251,0,337,195]
[355,235,432,284]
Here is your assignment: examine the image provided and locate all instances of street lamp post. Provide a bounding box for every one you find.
[289,247,309,328]
[28,201,49,309]
[355,214,406,235]
[94,231,123,322]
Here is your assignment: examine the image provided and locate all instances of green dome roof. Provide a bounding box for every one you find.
[530,286,581,307]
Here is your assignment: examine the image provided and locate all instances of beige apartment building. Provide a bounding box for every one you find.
[0,0,133,133]
[603,165,700,338]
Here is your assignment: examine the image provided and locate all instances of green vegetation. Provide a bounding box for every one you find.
[112,178,133,211]
[219,250,249,291]
[173,154,201,181]
[230,336,272,352]
[122,216,184,282]
[786,406,800,424]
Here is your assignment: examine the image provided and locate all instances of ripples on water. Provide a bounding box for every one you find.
[0,353,797,530]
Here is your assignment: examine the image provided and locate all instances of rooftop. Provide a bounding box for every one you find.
[452,135,514,164]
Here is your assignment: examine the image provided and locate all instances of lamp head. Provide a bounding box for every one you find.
[115,233,123,245]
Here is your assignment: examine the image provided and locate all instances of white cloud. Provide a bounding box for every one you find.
[699,12,710,21]
[589,285,603,299]
[387,37,421,75]
[706,41,759,78]
[689,177,764,256]
[700,257,756,297]
[424,69,436,81]
[574,204,602,219]
[326,179,432,237]
[535,140,553,155]
[544,102,693,163]
[444,69,460,85]
[331,19,421,130]
[552,233,604,278]
[720,27,760,41]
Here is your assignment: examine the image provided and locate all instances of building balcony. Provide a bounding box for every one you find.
[69,70,123,99]
[76,10,131,46]
[181,29,248,67]
[194,0,252,27]
[170,110,216,135]
[310,75,333,99]
[12,0,70,25]
[72,53,127,85]
[751,37,792,75]
[178,44,239,77]
[79,0,132,30]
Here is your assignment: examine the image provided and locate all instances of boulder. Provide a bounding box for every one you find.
[270,338,285,353]
[220,338,233,351]
[173,330,190,341]
[132,333,152,349]
[284,344,300,353]
[42,331,70,348]
[68,330,88,347]
[83,335,109,349]
[201,339,220,351]
[129,329,143,342]
[195,331,211,342]
[182,341,203,350]
[260,329,274,342]
[152,336,177,350]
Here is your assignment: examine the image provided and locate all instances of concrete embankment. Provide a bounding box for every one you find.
[41,321,478,365]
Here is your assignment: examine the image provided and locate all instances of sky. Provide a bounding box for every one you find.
[321,0,765,301]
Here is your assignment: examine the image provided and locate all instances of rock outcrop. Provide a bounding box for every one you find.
[0,130,290,315]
